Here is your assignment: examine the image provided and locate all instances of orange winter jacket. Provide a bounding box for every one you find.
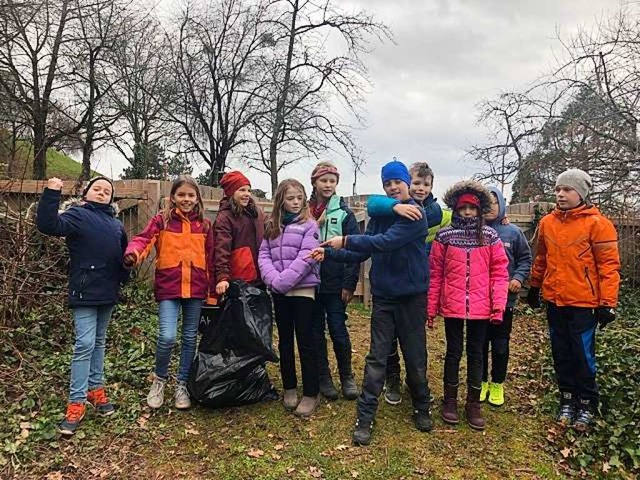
[530,204,620,308]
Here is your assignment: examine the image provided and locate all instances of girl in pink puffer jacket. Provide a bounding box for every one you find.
[427,180,509,431]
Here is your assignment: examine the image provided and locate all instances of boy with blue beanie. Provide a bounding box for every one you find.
[365,161,451,405]
[309,160,432,446]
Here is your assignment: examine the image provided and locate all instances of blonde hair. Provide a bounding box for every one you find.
[163,175,204,226]
[265,179,310,240]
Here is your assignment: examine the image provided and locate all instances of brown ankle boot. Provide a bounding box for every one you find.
[294,395,319,418]
[465,387,486,430]
[442,383,459,425]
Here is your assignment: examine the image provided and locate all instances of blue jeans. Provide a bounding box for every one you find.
[312,293,353,378]
[69,305,114,402]
[156,299,201,382]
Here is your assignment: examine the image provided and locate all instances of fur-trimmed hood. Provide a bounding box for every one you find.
[61,197,119,216]
[443,180,493,214]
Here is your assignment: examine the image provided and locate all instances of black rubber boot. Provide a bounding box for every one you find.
[319,375,339,401]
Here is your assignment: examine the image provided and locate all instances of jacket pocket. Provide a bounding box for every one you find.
[71,263,107,299]
[231,247,258,282]
[584,267,596,297]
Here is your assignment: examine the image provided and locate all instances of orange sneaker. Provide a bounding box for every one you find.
[87,387,115,416]
[59,402,86,436]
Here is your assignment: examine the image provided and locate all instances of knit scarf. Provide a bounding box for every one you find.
[309,200,327,220]
[282,212,299,225]
[438,215,495,248]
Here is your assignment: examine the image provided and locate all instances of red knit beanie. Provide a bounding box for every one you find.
[456,193,480,209]
[220,171,250,197]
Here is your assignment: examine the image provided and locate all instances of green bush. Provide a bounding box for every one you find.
[540,287,640,476]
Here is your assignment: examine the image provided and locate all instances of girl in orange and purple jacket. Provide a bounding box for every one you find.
[124,175,214,411]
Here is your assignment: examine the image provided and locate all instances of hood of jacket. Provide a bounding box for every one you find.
[485,186,506,226]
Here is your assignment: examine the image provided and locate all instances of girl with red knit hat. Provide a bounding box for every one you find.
[427,180,509,431]
[213,171,265,297]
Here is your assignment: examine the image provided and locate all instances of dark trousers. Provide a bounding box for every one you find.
[444,318,488,389]
[273,294,319,396]
[312,293,353,378]
[482,307,514,384]
[357,294,430,422]
[385,337,402,378]
[547,303,599,405]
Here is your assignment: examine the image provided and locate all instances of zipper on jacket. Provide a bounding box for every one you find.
[584,267,595,296]
[465,249,470,320]
[279,224,286,271]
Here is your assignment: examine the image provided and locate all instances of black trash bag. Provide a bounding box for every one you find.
[187,351,278,408]
[198,281,278,362]
[188,280,279,408]
[198,303,220,335]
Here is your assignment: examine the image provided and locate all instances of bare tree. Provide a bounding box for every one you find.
[162,0,274,186]
[246,0,389,194]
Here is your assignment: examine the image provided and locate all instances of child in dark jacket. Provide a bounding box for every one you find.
[481,186,532,407]
[309,161,361,401]
[213,171,265,298]
[428,180,509,431]
[366,161,451,405]
[259,179,321,418]
[310,160,432,446]
[37,176,128,436]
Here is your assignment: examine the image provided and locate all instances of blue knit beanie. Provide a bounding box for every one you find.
[381,160,411,187]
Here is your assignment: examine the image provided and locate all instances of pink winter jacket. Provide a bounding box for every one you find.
[428,225,509,322]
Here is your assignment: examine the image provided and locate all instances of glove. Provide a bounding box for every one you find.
[526,287,541,309]
[595,307,615,330]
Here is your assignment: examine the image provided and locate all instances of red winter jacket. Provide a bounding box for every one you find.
[126,209,215,301]
[213,198,264,286]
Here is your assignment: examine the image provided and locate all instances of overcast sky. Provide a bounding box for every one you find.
[86,0,620,200]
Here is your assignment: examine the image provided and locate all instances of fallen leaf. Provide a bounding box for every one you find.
[274,443,284,451]
[335,444,349,451]
[309,466,323,478]
[602,462,610,473]
[247,448,264,458]
[20,429,29,439]
[19,422,32,430]
[184,428,200,435]
[137,416,148,429]
[45,473,63,480]
[560,447,571,458]
[286,467,296,474]
[351,471,359,478]
[271,453,281,461]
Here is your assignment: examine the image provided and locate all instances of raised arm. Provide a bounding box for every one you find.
[36,187,83,237]
[346,215,427,253]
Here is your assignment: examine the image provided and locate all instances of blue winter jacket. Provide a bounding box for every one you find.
[326,197,428,298]
[367,192,444,283]
[485,186,533,307]
[37,188,129,308]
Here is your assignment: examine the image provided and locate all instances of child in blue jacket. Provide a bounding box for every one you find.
[481,186,532,406]
[366,162,450,405]
[310,160,432,446]
[37,177,128,436]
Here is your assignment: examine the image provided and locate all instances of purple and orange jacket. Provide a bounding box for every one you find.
[125,210,215,301]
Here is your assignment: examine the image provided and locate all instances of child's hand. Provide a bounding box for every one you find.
[393,204,422,221]
[307,247,326,262]
[216,281,229,295]
[47,177,63,190]
[427,317,434,329]
[123,253,137,269]
[321,236,344,250]
[501,216,511,225]
[341,289,354,305]
[508,279,522,293]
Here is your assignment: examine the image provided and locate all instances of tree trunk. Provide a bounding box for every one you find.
[268,0,298,195]
[33,122,47,180]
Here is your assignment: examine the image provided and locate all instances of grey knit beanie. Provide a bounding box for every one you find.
[555,169,592,201]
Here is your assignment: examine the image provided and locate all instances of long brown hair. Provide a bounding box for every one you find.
[163,175,205,226]
[227,192,256,218]
[265,179,310,240]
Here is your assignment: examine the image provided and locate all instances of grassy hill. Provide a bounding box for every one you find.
[0,134,100,180]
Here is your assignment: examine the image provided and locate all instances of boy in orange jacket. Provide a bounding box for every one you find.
[527,169,620,432]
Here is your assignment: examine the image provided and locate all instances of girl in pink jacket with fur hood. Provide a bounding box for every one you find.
[427,180,509,431]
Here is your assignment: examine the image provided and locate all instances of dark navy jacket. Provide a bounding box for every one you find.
[36,188,129,308]
[327,198,428,298]
[486,186,533,307]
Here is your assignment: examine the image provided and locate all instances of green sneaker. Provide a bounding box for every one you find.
[479,382,489,403]
[488,382,504,407]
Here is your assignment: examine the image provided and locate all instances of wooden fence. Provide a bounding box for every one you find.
[1,180,638,303]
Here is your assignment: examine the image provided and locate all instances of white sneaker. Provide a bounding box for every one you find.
[174,381,191,410]
[147,376,166,409]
